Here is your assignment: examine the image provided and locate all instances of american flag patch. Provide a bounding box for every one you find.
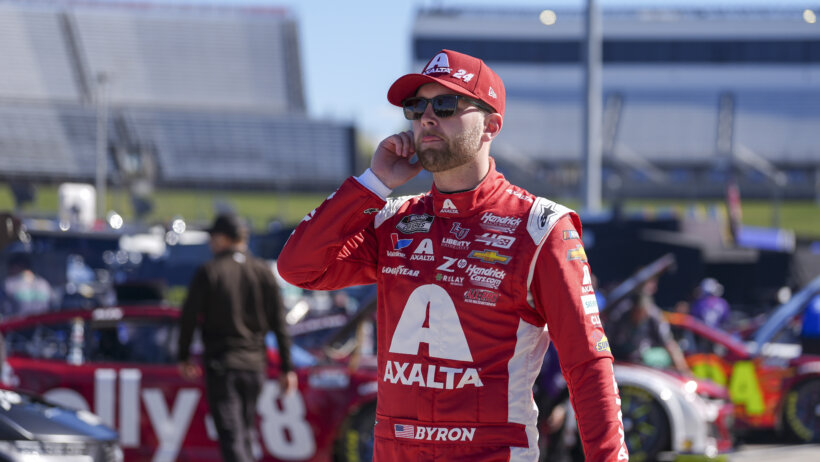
[394,424,415,439]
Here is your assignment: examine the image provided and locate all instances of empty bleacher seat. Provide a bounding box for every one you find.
[0,4,81,102]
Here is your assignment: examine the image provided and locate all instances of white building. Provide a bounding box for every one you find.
[412,6,820,199]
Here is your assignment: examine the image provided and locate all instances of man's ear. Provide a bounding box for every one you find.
[482,113,503,141]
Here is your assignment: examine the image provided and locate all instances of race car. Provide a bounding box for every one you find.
[0,305,378,462]
[614,364,733,461]
[536,253,734,461]
[537,348,733,462]
[666,273,820,442]
[0,387,123,462]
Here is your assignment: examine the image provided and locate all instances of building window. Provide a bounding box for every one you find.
[415,38,820,64]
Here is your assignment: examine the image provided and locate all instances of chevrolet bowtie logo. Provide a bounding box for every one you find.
[566,245,587,262]
[468,249,511,265]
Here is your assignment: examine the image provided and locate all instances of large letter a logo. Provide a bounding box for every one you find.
[424,53,451,75]
[389,284,473,361]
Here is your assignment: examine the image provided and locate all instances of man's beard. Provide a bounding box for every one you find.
[416,122,483,173]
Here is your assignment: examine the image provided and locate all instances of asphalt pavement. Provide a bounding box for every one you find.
[729,444,820,461]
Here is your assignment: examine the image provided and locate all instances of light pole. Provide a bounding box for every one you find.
[95,72,109,222]
[582,0,603,213]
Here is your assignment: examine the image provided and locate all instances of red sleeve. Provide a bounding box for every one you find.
[531,214,628,461]
[276,177,383,290]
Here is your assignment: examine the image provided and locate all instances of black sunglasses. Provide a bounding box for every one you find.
[401,94,495,120]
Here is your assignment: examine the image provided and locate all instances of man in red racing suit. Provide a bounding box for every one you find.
[277,49,627,461]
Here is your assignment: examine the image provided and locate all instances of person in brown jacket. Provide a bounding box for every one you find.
[177,212,297,462]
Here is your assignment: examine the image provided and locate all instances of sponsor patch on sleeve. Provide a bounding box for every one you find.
[566,244,587,262]
[562,229,580,240]
[526,197,573,244]
[581,294,599,314]
[591,331,611,352]
[582,264,592,285]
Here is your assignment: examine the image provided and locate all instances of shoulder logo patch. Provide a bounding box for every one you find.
[527,197,573,245]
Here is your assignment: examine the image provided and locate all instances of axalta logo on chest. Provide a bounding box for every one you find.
[383,361,483,389]
[386,285,484,389]
[410,238,435,261]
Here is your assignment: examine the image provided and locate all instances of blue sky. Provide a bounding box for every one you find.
[108,0,817,145]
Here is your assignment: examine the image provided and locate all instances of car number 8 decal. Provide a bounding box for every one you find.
[257,380,316,459]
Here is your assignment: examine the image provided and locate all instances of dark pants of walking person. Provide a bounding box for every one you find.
[205,363,265,462]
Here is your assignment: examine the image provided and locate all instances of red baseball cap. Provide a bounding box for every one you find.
[387,49,505,118]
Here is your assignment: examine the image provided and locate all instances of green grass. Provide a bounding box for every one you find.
[0,184,330,231]
[619,198,820,239]
[1,184,818,238]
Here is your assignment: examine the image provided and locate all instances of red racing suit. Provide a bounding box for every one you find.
[277,158,628,461]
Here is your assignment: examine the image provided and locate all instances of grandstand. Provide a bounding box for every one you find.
[412,6,820,199]
[0,103,98,180]
[0,0,355,191]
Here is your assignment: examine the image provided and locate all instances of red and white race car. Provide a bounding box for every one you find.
[666,274,820,442]
[0,305,378,462]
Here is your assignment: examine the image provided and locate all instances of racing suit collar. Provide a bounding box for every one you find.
[430,157,507,218]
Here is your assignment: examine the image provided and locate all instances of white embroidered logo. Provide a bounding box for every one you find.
[582,264,592,285]
[424,53,452,75]
[411,239,435,261]
[581,294,599,314]
[389,285,473,361]
[488,87,497,99]
[441,199,459,214]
